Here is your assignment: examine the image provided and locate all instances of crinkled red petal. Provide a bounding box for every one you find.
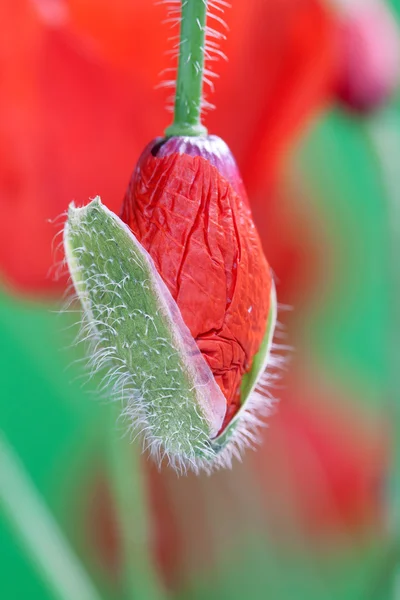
[121,152,271,428]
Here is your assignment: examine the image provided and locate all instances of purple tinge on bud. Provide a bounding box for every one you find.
[336,2,400,113]
[150,135,248,202]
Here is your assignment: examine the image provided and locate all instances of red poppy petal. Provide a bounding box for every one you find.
[121,141,272,420]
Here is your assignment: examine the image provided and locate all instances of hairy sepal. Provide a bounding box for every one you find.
[64,197,226,473]
[210,285,277,465]
[64,197,277,474]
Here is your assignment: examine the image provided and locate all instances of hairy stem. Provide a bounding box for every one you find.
[165,0,208,137]
[107,406,165,600]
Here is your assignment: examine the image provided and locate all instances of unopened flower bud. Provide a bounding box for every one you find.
[64,134,276,473]
[121,135,273,433]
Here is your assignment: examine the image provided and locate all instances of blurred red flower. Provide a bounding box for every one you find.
[0,0,337,295]
[254,373,389,540]
[335,0,400,113]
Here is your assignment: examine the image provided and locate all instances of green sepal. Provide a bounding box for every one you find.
[210,285,277,454]
[64,197,226,472]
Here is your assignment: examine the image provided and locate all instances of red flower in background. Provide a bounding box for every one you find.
[335,0,400,113]
[0,0,336,295]
[254,373,389,539]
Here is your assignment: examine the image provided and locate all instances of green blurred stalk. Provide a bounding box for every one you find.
[365,111,400,598]
[0,431,103,600]
[107,404,165,600]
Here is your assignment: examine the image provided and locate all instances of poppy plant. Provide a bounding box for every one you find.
[120,135,273,431]
[64,0,278,471]
[0,1,392,593]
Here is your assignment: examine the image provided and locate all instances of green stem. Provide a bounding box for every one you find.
[165,0,208,137]
[107,405,165,600]
[0,431,103,600]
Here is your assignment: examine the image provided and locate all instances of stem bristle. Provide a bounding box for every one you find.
[159,0,228,137]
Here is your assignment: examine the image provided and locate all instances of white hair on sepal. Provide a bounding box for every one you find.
[50,212,128,392]
[194,298,289,476]
[61,198,230,476]
[46,210,70,284]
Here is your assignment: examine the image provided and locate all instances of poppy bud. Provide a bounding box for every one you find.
[336,2,400,114]
[63,0,277,472]
[64,135,276,471]
[121,135,273,433]
[64,193,276,473]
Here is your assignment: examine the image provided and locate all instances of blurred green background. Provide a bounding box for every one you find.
[1,1,399,598]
